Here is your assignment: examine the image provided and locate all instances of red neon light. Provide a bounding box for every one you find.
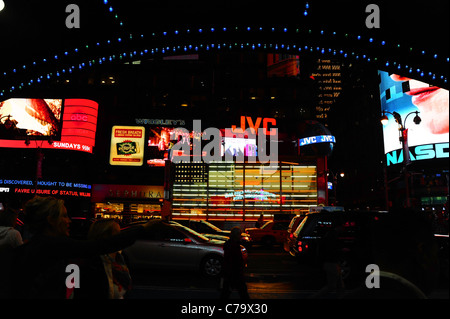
[230,116,277,136]
[114,128,143,138]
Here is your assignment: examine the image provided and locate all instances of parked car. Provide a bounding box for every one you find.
[245,220,290,246]
[283,215,305,253]
[123,221,247,277]
[289,210,387,284]
[175,219,252,248]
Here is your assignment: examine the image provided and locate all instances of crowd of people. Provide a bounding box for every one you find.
[0,196,159,299]
[0,195,447,299]
[0,195,250,300]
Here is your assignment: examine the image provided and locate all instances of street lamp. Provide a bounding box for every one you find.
[327,170,344,205]
[381,110,421,207]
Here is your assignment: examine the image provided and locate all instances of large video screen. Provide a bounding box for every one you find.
[147,127,193,167]
[378,71,449,166]
[221,137,257,157]
[0,98,62,139]
[0,98,98,153]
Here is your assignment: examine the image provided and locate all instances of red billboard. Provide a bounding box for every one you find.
[0,98,98,153]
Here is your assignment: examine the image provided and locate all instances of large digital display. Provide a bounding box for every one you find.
[221,137,257,157]
[0,98,98,153]
[172,163,318,220]
[146,126,193,167]
[378,71,449,166]
[0,98,62,138]
[0,178,91,198]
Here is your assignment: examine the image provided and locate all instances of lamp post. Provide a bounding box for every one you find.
[327,170,344,205]
[1,115,53,192]
[381,110,421,208]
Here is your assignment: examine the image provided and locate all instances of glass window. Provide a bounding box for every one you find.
[272,222,288,230]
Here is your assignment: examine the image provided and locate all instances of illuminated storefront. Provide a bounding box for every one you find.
[171,161,317,221]
[91,184,164,221]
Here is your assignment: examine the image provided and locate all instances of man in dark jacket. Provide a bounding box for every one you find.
[220,227,249,299]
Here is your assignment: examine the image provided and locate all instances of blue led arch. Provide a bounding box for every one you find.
[1,23,448,97]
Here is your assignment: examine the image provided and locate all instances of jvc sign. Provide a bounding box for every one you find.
[386,142,449,166]
[299,135,336,147]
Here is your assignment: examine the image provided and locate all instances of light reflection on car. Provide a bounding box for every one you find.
[174,219,252,248]
[123,221,247,277]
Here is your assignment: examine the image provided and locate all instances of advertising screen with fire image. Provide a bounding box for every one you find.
[0,98,62,139]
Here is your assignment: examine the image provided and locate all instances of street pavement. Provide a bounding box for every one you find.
[127,245,449,300]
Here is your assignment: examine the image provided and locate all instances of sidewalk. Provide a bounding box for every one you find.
[129,284,449,299]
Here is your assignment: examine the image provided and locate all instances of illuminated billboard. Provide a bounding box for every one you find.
[0,98,62,138]
[0,98,98,153]
[146,126,187,167]
[221,137,257,157]
[378,71,449,166]
[172,162,318,220]
[109,126,146,166]
[0,178,91,198]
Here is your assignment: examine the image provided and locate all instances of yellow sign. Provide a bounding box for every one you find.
[109,126,145,166]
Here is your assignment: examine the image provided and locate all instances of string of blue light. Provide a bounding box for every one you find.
[1,25,448,96]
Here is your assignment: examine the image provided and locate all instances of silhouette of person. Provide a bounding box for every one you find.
[255,213,264,228]
[75,219,132,299]
[220,227,249,299]
[310,225,345,299]
[10,196,159,299]
[0,207,23,298]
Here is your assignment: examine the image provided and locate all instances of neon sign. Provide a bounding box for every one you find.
[224,190,278,201]
[0,178,92,197]
[386,142,449,166]
[231,116,277,136]
[299,135,336,146]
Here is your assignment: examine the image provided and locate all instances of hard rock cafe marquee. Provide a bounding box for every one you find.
[171,161,318,220]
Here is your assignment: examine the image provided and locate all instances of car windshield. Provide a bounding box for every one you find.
[202,221,222,232]
[261,221,272,229]
[288,217,298,229]
[175,224,210,243]
[293,216,309,237]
